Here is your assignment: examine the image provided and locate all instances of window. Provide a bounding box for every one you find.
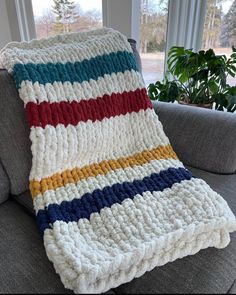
[139,0,169,86]
[32,0,102,39]
[6,0,232,88]
[202,0,236,86]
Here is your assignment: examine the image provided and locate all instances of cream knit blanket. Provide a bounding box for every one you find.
[1,28,236,293]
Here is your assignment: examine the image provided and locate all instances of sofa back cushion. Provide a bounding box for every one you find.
[0,160,10,204]
[0,70,32,195]
[154,101,236,174]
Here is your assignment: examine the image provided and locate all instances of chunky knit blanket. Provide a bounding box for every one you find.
[1,28,236,294]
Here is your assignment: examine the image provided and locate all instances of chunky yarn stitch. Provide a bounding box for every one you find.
[1,28,236,294]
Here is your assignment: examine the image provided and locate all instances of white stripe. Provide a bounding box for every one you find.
[43,177,235,293]
[29,109,169,180]
[34,159,183,211]
[18,70,143,104]
[1,28,131,72]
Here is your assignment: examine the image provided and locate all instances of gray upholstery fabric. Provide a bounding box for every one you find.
[0,200,116,294]
[0,200,72,294]
[228,280,236,294]
[0,70,32,195]
[12,190,34,215]
[153,101,236,174]
[0,159,10,204]
[128,39,142,73]
[114,166,236,294]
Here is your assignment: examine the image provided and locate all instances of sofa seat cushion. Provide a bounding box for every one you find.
[114,235,236,294]
[0,200,116,294]
[0,200,72,294]
[2,167,236,294]
[12,190,34,215]
[1,201,235,295]
[114,167,236,294]
[10,167,236,293]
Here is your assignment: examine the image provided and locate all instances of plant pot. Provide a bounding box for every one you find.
[178,101,213,109]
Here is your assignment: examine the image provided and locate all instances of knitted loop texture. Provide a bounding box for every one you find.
[1,28,236,294]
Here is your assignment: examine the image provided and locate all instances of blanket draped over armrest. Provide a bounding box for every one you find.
[1,28,235,294]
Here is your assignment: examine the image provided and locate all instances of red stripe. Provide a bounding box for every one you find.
[26,88,152,128]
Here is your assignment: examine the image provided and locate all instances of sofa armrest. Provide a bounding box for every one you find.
[0,159,10,204]
[153,101,236,174]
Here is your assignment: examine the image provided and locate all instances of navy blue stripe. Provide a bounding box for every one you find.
[13,51,138,89]
[37,167,192,234]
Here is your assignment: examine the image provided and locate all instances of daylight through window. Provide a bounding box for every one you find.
[202,0,236,86]
[139,0,169,86]
[32,0,102,39]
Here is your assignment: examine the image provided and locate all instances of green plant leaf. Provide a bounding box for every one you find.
[154,46,236,111]
[148,83,159,100]
[209,81,219,94]
[213,93,228,110]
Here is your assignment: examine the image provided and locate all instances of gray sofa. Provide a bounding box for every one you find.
[0,68,236,294]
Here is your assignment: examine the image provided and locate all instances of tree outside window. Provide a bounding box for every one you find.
[32,0,102,39]
[139,0,169,86]
[202,0,236,86]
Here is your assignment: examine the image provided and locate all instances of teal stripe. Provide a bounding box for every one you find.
[12,51,138,89]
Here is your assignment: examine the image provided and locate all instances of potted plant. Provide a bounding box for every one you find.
[148,46,236,112]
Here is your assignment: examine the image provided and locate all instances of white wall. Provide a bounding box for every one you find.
[0,0,12,49]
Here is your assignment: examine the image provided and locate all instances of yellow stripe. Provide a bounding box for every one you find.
[30,144,177,198]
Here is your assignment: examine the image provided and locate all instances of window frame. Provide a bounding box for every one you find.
[6,0,36,41]
[102,0,207,76]
[4,0,207,80]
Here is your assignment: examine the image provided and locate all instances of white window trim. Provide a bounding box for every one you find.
[6,0,36,42]
[15,0,36,41]
[102,0,140,46]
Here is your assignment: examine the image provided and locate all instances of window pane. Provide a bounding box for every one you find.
[139,0,169,86]
[202,0,236,86]
[32,0,102,39]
